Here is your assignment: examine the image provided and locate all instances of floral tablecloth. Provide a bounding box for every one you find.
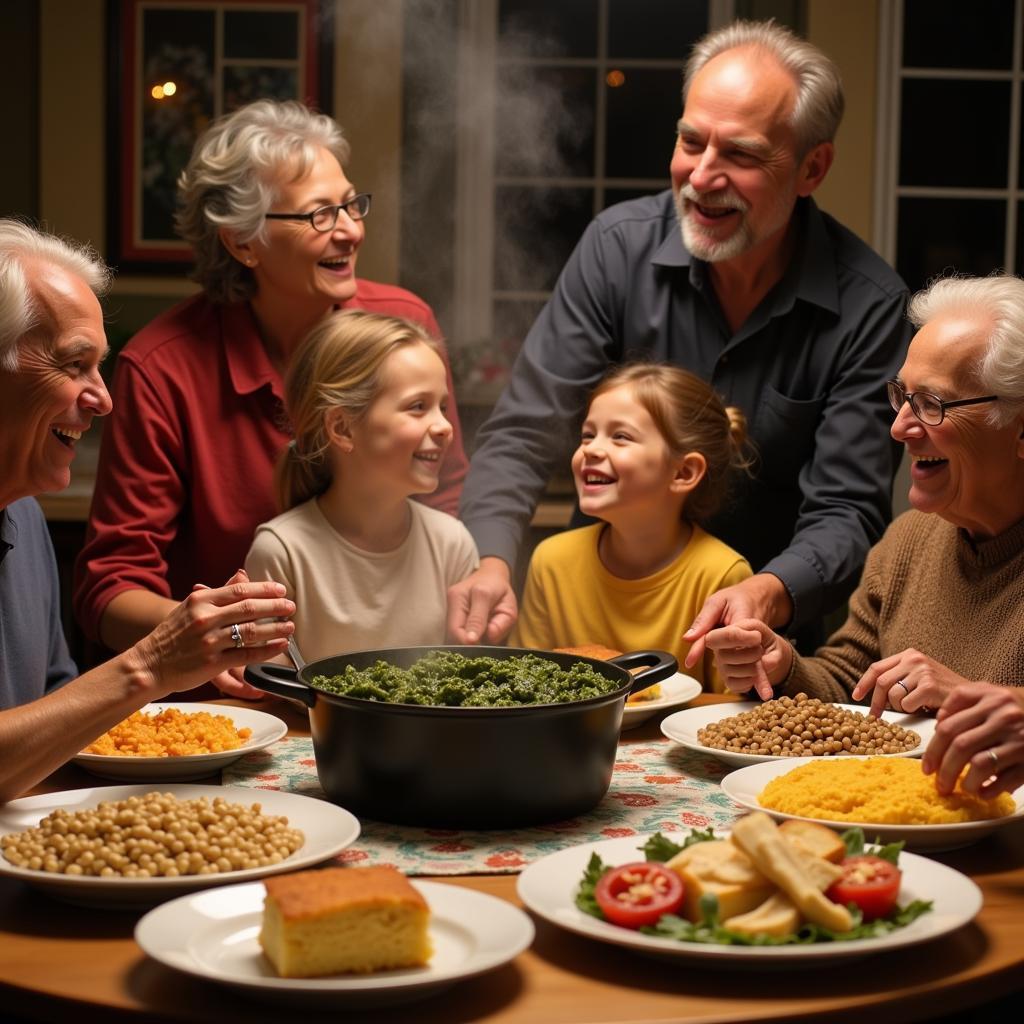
[222,735,743,875]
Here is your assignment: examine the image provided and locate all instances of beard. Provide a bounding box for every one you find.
[675,183,753,262]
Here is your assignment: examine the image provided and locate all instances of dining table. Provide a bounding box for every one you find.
[1,692,1022,1024]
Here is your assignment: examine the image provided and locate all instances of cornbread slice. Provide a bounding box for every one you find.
[553,644,662,702]
[259,866,431,977]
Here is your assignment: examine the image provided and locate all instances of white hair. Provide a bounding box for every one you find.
[0,219,111,372]
[908,274,1024,426]
[176,100,351,304]
[684,20,844,155]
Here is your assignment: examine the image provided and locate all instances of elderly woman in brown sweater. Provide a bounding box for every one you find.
[706,274,1024,730]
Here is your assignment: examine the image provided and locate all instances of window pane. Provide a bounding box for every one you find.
[223,10,299,60]
[494,186,593,291]
[903,0,1013,70]
[897,198,1005,293]
[900,79,1009,188]
[604,68,681,180]
[1014,203,1024,275]
[141,8,216,243]
[496,66,596,177]
[498,0,597,59]
[223,66,299,112]
[607,0,706,60]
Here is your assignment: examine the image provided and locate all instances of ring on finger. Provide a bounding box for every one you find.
[988,748,999,771]
[230,623,244,649]
[894,679,910,695]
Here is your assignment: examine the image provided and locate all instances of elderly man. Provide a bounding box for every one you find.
[0,220,294,800]
[449,20,911,658]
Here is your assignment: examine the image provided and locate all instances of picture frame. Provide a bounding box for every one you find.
[105,0,333,273]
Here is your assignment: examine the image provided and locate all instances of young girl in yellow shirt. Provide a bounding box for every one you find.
[510,363,751,691]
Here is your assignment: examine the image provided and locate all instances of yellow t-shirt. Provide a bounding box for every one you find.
[510,523,752,692]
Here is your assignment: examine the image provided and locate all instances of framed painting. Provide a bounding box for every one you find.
[105,0,333,272]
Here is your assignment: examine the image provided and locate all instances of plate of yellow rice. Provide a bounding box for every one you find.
[73,703,288,781]
[721,756,1024,850]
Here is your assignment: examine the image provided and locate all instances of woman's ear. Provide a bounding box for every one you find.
[218,226,259,269]
[670,451,707,495]
[324,407,354,453]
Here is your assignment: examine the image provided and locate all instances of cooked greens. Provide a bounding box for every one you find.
[311,651,621,707]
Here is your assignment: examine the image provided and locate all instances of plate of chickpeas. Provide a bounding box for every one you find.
[0,785,361,907]
[73,703,289,781]
[661,694,935,768]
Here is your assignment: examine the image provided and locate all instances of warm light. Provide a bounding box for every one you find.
[606,69,625,88]
[151,84,165,99]
[163,81,177,96]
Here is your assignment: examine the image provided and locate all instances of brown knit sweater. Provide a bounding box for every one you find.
[786,510,1024,702]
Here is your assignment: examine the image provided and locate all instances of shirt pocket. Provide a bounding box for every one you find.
[753,384,826,485]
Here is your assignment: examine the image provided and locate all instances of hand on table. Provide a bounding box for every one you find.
[922,682,1024,797]
[446,557,518,644]
[851,648,971,718]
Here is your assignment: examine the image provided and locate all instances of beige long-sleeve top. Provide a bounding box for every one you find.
[785,511,1024,702]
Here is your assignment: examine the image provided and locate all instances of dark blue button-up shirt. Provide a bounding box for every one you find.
[461,193,912,630]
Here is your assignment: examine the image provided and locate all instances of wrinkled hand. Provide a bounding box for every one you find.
[922,683,1024,797]
[446,558,518,645]
[683,574,792,684]
[701,619,793,700]
[851,648,970,718]
[130,569,295,696]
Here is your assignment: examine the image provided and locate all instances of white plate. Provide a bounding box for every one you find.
[720,758,1024,851]
[661,702,935,767]
[136,878,534,1008]
[622,673,703,729]
[516,833,981,964]
[73,703,288,781]
[0,784,360,908]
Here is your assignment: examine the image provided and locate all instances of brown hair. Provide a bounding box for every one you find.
[275,310,439,511]
[589,363,752,522]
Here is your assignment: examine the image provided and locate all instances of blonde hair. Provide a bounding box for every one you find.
[176,100,350,304]
[589,363,751,523]
[276,310,439,510]
[0,219,111,371]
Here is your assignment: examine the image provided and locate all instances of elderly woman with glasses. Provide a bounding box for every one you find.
[703,274,1024,725]
[73,101,467,697]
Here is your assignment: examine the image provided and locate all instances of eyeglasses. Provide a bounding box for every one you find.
[264,193,372,232]
[886,378,998,426]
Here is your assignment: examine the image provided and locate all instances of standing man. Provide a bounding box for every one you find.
[449,20,911,657]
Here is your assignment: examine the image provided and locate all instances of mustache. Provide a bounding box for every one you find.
[679,184,750,213]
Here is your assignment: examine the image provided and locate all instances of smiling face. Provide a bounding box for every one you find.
[572,384,690,526]
[339,342,453,502]
[891,313,1024,538]
[0,260,111,504]
[246,146,365,316]
[670,47,825,264]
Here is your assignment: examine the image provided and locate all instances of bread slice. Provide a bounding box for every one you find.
[554,644,662,702]
[259,866,431,977]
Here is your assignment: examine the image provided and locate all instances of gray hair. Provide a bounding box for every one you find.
[0,219,111,372]
[908,274,1024,427]
[176,100,351,304]
[684,20,844,156]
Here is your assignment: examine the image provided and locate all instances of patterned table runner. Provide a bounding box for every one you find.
[222,736,743,875]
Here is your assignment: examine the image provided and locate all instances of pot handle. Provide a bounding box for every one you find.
[609,650,679,696]
[243,664,318,708]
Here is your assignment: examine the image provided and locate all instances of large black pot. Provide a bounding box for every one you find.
[245,645,676,828]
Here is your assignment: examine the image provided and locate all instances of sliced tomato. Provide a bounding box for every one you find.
[826,855,902,922]
[594,862,685,929]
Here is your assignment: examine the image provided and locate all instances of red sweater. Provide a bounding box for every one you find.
[73,283,468,641]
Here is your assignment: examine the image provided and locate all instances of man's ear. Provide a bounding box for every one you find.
[796,141,835,197]
[670,451,707,496]
[218,226,259,269]
[324,407,354,453]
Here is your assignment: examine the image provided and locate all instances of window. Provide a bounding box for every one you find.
[876,0,1022,291]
